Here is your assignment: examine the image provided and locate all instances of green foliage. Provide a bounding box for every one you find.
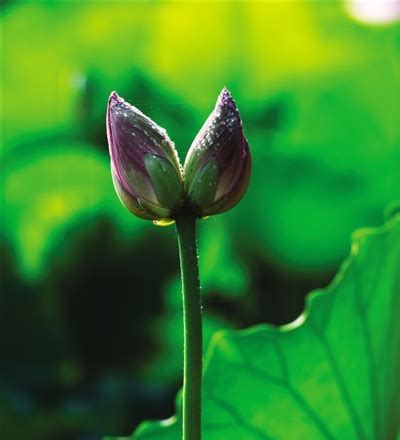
[2,1,400,275]
[115,213,400,439]
[2,1,400,438]
[239,52,400,270]
[1,144,144,278]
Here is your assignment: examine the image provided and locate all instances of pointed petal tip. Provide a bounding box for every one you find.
[220,86,231,96]
[107,92,147,121]
[217,87,237,112]
[108,91,122,107]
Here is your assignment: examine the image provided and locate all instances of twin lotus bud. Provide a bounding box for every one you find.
[107,88,251,225]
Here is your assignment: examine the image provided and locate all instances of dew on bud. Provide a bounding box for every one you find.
[107,91,185,223]
[183,87,251,217]
[107,88,251,223]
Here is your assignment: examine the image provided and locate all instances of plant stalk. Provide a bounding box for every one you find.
[175,214,202,440]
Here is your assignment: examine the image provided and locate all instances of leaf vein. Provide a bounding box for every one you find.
[207,392,275,439]
[309,321,368,440]
[231,348,335,439]
[354,258,382,438]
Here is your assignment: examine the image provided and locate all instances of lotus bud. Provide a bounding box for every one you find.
[184,87,251,217]
[107,92,185,225]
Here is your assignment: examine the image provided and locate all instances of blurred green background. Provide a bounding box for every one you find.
[1,1,399,439]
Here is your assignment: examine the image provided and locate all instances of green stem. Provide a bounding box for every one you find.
[175,214,202,440]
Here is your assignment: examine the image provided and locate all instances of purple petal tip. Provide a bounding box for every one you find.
[108,91,122,107]
[218,87,237,112]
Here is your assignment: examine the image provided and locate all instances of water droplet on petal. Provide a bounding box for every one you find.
[153,218,175,227]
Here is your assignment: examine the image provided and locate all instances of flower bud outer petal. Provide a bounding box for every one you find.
[212,142,251,214]
[188,158,219,216]
[108,92,182,173]
[144,154,185,211]
[111,169,155,220]
[107,92,184,219]
[201,195,229,217]
[184,87,251,216]
[138,198,172,220]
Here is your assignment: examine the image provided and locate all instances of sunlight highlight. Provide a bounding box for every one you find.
[346,0,400,25]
